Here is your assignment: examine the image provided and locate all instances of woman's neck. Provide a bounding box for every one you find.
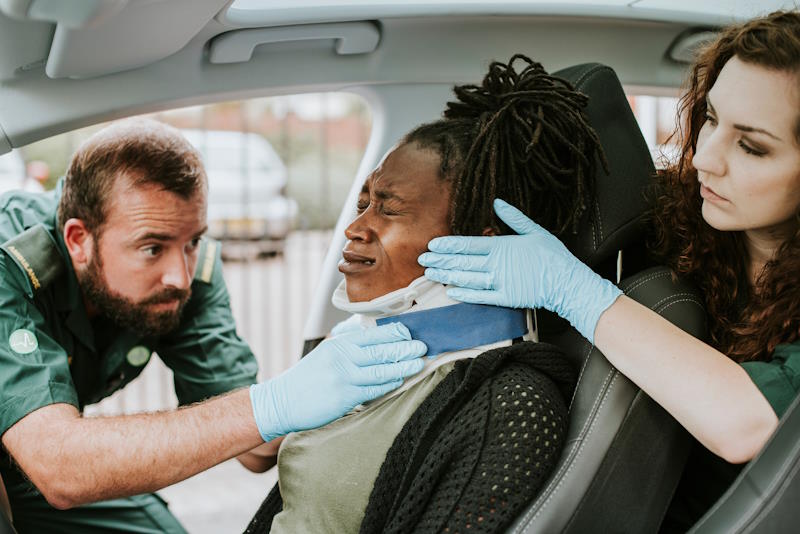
[744,221,796,284]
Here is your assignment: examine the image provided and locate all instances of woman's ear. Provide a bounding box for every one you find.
[482,226,498,236]
[62,218,94,268]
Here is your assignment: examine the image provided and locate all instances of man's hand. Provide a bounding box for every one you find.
[249,323,426,442]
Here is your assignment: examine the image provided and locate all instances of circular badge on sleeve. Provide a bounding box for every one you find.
[126,346,152,367]
[9,329,38,354]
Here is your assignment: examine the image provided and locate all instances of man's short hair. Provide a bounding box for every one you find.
[57,118,207,234]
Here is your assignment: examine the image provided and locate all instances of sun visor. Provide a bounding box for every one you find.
[2,0,228,79]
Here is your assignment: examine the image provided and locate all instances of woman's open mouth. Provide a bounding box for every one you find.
[339,250,377,274]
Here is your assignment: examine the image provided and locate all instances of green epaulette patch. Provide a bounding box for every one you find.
[193,238,219,284]
[1,224,64,297]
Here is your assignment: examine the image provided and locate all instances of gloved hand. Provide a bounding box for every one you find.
[250,323,427,442]
[418,198,622,343]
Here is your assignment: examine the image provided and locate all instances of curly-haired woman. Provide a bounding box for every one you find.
[421,10,800,530]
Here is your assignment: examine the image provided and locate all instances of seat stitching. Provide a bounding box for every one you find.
[649,292,703,311]
[523,373,621,528]
[594,199,603,244]
[622,271,671,293]
[514,368,616,530]
[573,64,607,87]
[514,285,703,530]
[655,298,705,315]
[568,341,596,409]
[513,371,620,531]
[622,270,671,293]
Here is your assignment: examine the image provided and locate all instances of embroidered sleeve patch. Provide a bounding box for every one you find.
[9,329,38,354]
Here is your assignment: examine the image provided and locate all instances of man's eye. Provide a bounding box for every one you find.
[356,200,369,213]
[188,238,202,250]
[143,245,162,257]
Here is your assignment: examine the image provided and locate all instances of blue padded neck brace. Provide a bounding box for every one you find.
[376,303,528,357]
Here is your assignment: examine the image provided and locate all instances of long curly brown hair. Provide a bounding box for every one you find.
[650,10,800,362]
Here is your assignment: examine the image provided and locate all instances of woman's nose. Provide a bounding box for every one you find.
[344,212,373,242]
[692,125,726,178]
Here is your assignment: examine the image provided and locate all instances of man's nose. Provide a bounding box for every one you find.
[692,128,726,178]
[161,249,192,289]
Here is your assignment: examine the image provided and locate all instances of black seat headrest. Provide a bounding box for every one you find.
[551,63,655,269]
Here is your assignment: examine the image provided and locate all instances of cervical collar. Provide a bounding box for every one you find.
[331,276,529,406]
[331,276,441,316]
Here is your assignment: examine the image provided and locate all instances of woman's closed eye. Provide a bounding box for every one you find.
[356,198,404,216]
[737,139,767,157]
[377,202,402,216]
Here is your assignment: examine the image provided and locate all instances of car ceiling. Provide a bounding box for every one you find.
[0,0,794,152]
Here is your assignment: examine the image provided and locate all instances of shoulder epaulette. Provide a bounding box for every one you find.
[193,238,220,284]
[1,224,64,296]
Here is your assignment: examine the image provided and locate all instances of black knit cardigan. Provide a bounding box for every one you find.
[245,341,576,534]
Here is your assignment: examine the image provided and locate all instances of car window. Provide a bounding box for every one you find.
[627,93,681,168]
[0,150,26,194]
[18,91,372,412]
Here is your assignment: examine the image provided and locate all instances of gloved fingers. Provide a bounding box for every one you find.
[427,235,493,255]
[493,198,542,235]
[417,251,490,272]
[358,339,428,365]
[424,268,494,290]
[445,287,505,306]
[339,322,412,347]
[353,358,425,386]
[359,380,404,402]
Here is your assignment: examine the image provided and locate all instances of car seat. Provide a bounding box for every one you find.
[688,392,800,533]
[0,476,14,534]
[504,63,709,533]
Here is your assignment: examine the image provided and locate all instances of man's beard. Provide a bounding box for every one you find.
[77,247,191,338]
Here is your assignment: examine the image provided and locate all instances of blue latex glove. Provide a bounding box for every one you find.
[418,198,622,343]
[250,323,426,442]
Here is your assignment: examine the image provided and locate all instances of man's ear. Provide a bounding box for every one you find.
[62,219,94,269]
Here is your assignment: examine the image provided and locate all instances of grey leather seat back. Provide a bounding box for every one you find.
[511,268,706,533]
[506,64,709,532]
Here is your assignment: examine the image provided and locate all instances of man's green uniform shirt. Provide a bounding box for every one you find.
[0,183,258,533]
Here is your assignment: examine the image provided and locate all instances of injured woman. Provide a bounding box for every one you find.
[245,55,607,534]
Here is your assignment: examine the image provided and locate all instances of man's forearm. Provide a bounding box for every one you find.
[5,388,263,509]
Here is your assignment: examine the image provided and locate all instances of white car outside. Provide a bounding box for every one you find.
[0,150,27,196]
[180,129,298,243]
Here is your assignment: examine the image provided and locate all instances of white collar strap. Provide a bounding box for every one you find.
[331,276,447,317]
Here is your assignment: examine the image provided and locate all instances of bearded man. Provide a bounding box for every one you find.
[0,119,426,533]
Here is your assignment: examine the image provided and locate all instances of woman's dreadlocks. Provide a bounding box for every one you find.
[403,54,607,236]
